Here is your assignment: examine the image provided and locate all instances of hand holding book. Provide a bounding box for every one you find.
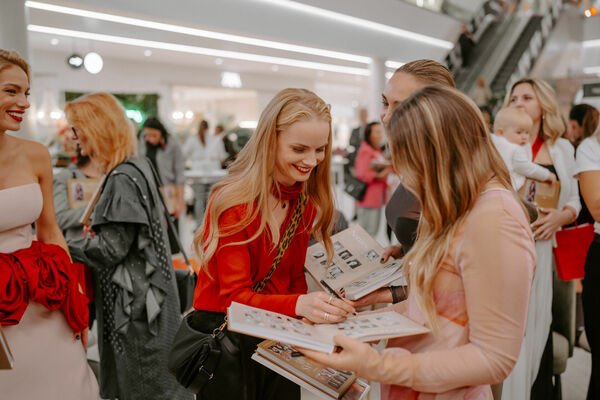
[295,291,356,324]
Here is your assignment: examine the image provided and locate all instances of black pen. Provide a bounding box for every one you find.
[320,280,343,300]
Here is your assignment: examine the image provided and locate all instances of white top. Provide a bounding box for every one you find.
[182,133,228,172]
[491,134,551,191]
[574,137,600,234]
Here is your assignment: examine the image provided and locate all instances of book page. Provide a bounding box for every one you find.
[227,302,334,352]
[305,224,403,293]
[316,311,429,342]
[228,302,429,353]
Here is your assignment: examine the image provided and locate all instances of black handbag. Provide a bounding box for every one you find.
[344,174,368,201]
[168,191,308,395]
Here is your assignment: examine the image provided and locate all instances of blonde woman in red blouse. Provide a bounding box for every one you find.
[191,88,355,400]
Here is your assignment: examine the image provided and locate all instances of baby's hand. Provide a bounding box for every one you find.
[545,173,557,185]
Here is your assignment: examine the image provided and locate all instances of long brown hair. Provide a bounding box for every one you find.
[387,85,513,332]
[194,88,335,270]
[569,104,600,146]
[396,59,456,88]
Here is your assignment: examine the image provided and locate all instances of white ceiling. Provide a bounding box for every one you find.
[26,0,462,83]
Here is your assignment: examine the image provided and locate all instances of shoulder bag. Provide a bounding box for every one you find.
[167,191,308,394]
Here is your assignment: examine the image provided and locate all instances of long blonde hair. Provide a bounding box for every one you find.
[65,92,136,172]
[387,85,513,332]
[195,88,335,269]
[506,78,565,144]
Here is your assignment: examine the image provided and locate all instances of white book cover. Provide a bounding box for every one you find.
[305,224,406,300]
[227,302,429,353]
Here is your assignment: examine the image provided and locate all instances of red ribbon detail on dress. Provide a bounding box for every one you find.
[0,241,89,332]
[531,136,544,161]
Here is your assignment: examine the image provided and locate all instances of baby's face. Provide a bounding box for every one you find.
[502,125,530,146]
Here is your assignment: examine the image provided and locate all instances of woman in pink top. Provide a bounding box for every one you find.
[354,121,391,236]
[302,86,536,399]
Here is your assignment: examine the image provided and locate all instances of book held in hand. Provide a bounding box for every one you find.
[252,340,359,399]
[227,301,429,353]
[305,224,406,300]
[520,180,560,209]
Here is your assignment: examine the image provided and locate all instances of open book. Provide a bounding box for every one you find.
[252,340,370,399]
[227,302,429,353]
[0,326,14,369]
[305,224,405,300]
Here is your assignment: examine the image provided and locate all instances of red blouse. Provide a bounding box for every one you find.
[193,200,317,317]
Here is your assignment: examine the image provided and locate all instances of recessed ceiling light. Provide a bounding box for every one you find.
[144,49,152,56]
[28,25,370,76]
[221,72,242,88]
[317,71,325,77]
[50,38,59,45]
[385,60,404,69]
[83,52,103,74]
[67,53,83,68]
[271,65,279,72]
[215,58,223,65]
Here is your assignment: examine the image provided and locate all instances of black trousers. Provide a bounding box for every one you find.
[189,310,300,400]
[583,236,600,400]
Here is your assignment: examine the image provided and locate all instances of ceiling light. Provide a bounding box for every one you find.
[385,60,405,69]
[50,38,59,45]
[25,1,371,63]
[185,111,194,119]
[271,65,279,72]
[255,0,453,49]
[317,71,325,77]
[172,111,184,120]
[28,25,370,76]
[221,72,242,88]
[67,53,83,68]
[583,39,600,48]
[83,52,103,74]
[144,49,152,56]
[215,58,223,65]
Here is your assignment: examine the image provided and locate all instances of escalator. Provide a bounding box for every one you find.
[490,16,543,93]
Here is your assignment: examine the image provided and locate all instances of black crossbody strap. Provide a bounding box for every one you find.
[251,191,308,293]
[214,190,308,334]
[140,158,192,270]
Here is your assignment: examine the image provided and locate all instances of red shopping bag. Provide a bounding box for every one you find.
[553,223,595,281]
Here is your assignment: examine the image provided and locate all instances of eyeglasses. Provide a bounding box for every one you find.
[71,126,79,139]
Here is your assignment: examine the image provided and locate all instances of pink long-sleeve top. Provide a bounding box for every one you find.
[354,141,388,208]
[372,189,536,399]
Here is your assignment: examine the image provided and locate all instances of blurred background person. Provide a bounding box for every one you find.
[0,49,98,400]
[568,104,599,150]
[504,78,580,400]
[353,121,391,237]
[65,92,192,400]
[183,119,228,226]
[574,122,600,400]
[471,77,493,107]
[138,116,185,228]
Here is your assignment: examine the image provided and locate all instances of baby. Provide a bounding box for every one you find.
[491,107,557,191]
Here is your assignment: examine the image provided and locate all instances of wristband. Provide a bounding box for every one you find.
[389,286,407,304]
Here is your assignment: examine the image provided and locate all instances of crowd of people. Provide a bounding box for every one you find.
[1,46,599,400]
